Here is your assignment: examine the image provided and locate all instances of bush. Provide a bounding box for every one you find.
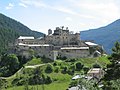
[0,79,7,89]
[69,80,78,87]
[54,66,60,73]
[75,62,84,71]
[61,66,68,74]
[83,66,89,74]
[53,62,57,66]
[67,69,74,75]
[45,76,52,84]
[69,64,75,70]
[92,63,101,68]
[29,75,42,85]
[45,64,53,73]
[57,55,67,60]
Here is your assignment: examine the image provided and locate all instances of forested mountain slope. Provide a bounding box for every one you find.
[81,19,120,54]
[0,13,44,53]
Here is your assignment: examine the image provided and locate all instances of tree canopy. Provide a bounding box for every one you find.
[0,54,20,76]
[104,41,120,80]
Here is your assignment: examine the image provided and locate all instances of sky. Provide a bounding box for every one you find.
[0,0,120,34]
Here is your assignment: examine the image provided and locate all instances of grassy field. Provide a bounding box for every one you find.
[25,56,110,68]
[6,71,72,90]
[7,81,70,90]
[25,58,43,66]
[6,73,72,90]
[77,56,110,67]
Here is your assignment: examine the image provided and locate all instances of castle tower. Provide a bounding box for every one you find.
[75,32,81,45]
[48,29,52,35]
[76,32,80,40]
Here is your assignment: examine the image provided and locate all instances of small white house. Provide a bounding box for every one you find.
[87,68,104,81]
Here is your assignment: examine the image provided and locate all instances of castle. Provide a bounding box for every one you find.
[14,26,103,60]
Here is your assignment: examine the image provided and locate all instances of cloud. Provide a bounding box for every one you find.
[65,17,72,21]
[19,0,119,22]
[53,6,77,15]
[69,0,120,20]
[20,0,48,8]
[5,3,14,10]
[19,3,27,8]
[19,0,95,19]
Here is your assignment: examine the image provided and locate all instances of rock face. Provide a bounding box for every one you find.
[81,19,120,54]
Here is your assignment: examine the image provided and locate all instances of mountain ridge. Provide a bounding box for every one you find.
[81,19,120,54]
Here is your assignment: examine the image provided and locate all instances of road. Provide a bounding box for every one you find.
[25,64,45,68]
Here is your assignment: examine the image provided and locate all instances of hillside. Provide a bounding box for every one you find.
[0,13,44,53]
[81,19,120,54]
[0,56,109,90]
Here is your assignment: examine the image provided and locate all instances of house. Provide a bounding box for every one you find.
[87,68,104,81]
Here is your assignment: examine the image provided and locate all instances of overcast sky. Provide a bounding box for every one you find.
[0,0,120,34]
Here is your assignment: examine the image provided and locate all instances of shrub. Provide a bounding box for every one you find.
[57,56,67,60]
[67,69,74,75]
[54,66,60,73]
[61,66,68,74]
[29,75,42,85]
[53,62,57,66]
[45,76,52,84]
[75,62,84,71]
[92,63,101,68]
[45,64,53,73]
[0,79,7,89]
[83,66,89,74]
[69,64,75,70]
[17,79,27,86]
[69,80,78,87]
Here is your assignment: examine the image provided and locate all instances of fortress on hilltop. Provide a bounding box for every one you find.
[13,26,104,60]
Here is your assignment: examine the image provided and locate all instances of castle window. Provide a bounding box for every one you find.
[66,50,70,52]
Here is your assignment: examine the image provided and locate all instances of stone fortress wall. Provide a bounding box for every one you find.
[14,26,103,60]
